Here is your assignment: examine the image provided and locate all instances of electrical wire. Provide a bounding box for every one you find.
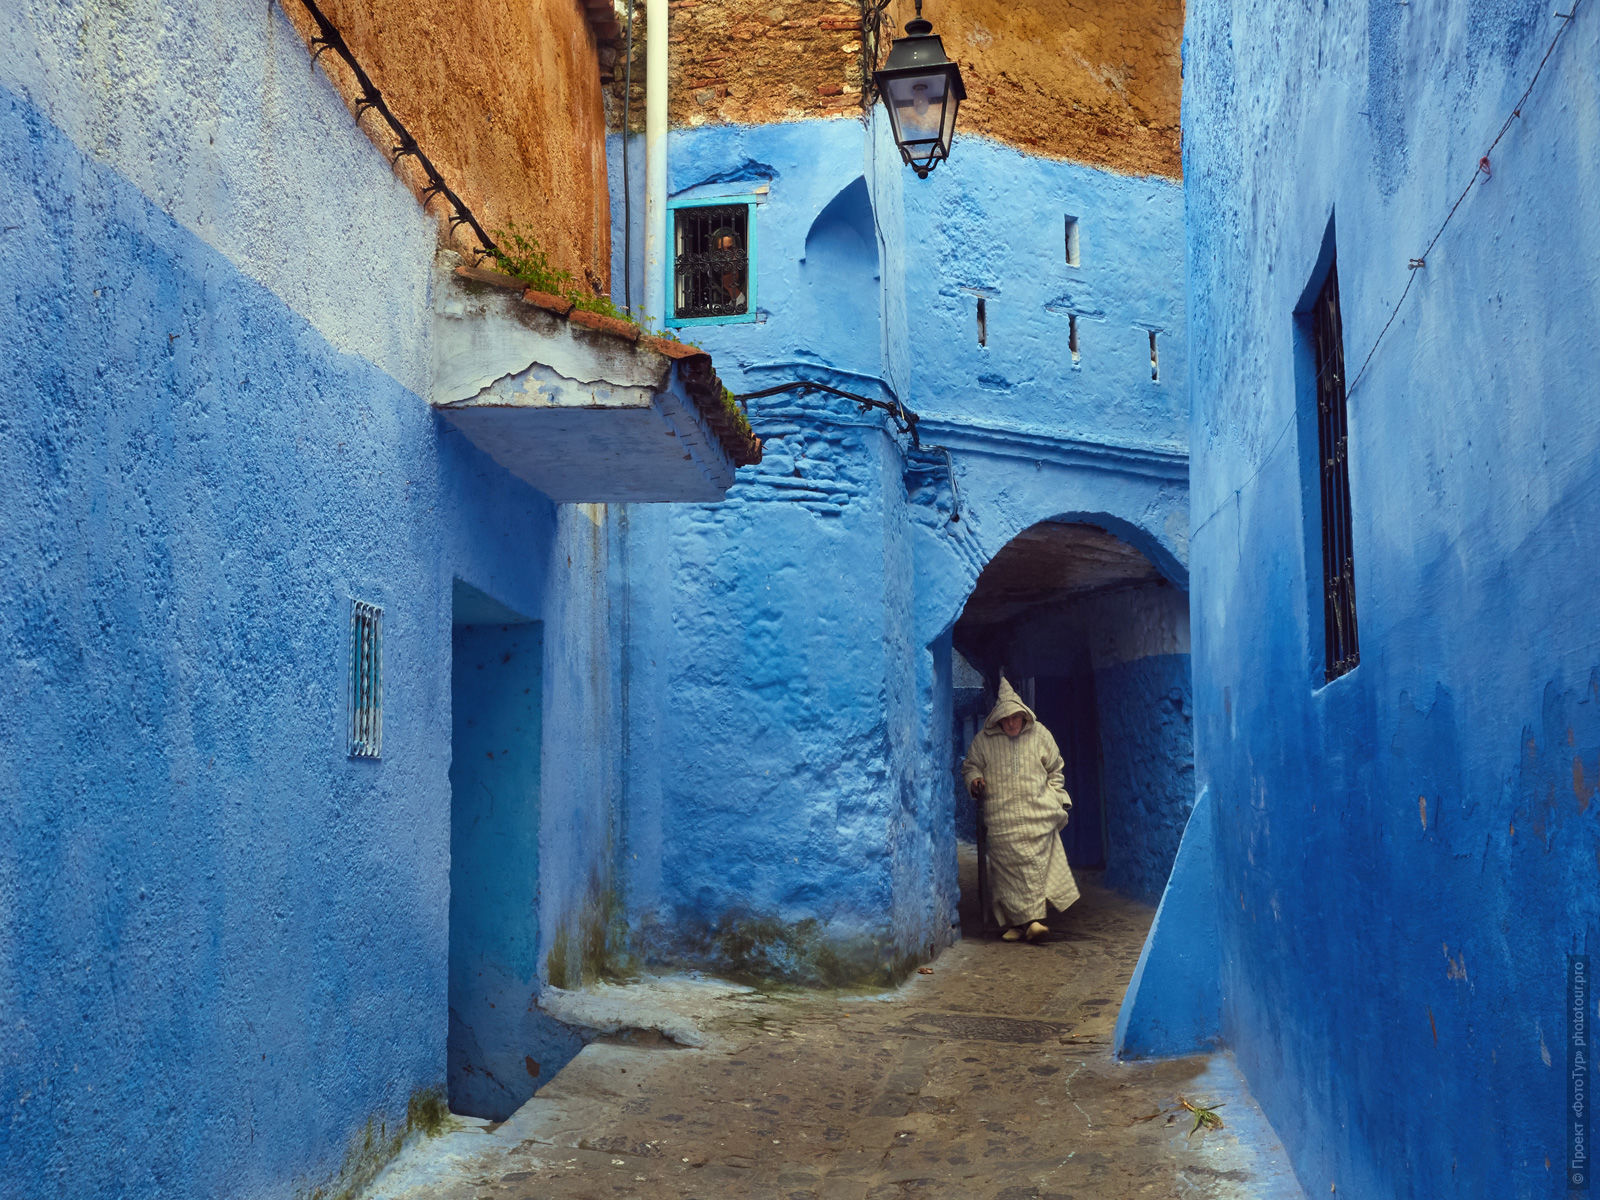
[286,0,497,258]
[1346,1,1584,396]
[1190,2,1585,545]
[731,380,921,447]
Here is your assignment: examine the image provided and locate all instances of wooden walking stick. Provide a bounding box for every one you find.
[975,797,995,938]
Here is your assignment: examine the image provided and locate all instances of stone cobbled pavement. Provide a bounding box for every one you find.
[368,869,1304,1200]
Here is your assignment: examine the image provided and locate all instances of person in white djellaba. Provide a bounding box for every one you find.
[961,677,1080,941]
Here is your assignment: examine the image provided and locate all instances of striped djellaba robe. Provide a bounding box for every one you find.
[961,678,1080,928]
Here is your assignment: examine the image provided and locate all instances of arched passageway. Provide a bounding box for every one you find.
[946,519,1193,925]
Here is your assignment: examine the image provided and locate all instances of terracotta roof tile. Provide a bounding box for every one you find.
[641,334,711,363]
[569,308,642,342]
[523,288,575,317]
[454,264,523,291]
[452,266,761,469]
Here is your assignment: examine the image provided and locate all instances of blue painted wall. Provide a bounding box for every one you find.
[901,135,1186,447]
[616,409,935,984]
[1096,653,1193,903]
[0,5,622,1192]
[3,79,441,1198]
[950,652,989,841]
[1113,786,1221,1058]
[1184,0,1600,1193]
[608,115,1190,982]
[609,119,944,985]
[0,15,1198,1199]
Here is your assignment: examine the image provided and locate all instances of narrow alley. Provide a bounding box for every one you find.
[9,0,1598,1194]
[368,863,1302,1200]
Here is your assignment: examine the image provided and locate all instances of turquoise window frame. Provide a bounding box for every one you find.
[665,194,760,328]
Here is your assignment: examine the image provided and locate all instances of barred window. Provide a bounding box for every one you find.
[672,204,750,322]
[1310,259,1359,681]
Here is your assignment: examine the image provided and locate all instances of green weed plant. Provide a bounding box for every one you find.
[489,225,754,440]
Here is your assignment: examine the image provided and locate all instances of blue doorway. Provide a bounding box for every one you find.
[448,582,545,1119]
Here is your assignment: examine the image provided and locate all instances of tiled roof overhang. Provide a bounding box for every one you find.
[434,265,760,503]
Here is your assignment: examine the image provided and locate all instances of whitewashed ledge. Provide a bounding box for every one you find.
[432,259,760,503]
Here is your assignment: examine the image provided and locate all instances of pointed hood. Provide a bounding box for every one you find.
[982,676,1036,734]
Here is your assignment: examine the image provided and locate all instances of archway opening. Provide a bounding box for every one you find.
[946,520,1193,934]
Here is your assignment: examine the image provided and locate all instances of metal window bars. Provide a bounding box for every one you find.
[348,599,383,758]
[673,206,749,320]
[1312,261,1359,681]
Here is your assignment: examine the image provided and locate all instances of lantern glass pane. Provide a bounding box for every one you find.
[886,73,949,146]
[939,89,960,152]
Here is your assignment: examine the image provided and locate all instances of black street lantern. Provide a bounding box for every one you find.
[873,0,965,179]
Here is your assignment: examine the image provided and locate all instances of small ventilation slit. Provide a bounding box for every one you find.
[977,297,987,347]
[1149,331,1159,381]
[348,599,383,759]
[1064,215,1080,267]
[1069,314,1080,367]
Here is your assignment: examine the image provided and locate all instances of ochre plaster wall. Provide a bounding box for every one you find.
[609,0,1181,179]
[289,0,612,290]
[934,0,1182,178]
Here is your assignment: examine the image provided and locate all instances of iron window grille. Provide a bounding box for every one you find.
[348,599,383,758]
[668,197,758,326]
[1311,260,1359,681]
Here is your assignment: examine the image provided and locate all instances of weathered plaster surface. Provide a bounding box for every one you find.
[1096,652,1194,902]
[0,0,435,385]
[2,81,428,1191]
[538,503,630,1001]
[431,266,737,501]
[1185,0,1600,1193]
[0,6,623,1191]
[607,115,1189,983]
[618,406,938,985]
[902,135,1186,448]
[303,0,612,292]
[929,0,1183,176]
[610,0,1183,176]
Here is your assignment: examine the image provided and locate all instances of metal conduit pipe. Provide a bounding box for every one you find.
[642,0,668,325]
[729,381,921,449]
[728,381,969,521]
